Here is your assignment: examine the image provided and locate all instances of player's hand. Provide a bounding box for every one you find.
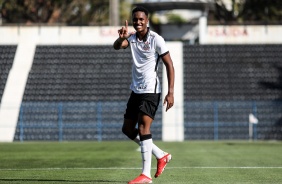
[163,93,174,112]
[117,20,132,39]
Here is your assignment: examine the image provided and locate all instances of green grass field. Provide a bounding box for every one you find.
[0,141,282,184]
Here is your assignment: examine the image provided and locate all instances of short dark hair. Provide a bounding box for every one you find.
[132,6,149,17]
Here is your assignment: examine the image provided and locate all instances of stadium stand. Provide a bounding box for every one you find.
[14,45,163,141]
[183,44,282,140]
[0,45,17,103]
[10,43,282,141]
[24,45,132,101]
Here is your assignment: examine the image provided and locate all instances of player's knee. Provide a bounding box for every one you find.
[122,126,138,140]
[138,125,150,136]
[122,126,131,138]
[122,126,128,136]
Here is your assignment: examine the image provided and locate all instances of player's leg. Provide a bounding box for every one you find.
[132,130,167,158]
[134,122,171,179]
[129,93,157,184]
[122,118,165,159]
[122,118,138,140]
[135,93,167,159]
[128,113,154,184]
[122,113,168,175]
[122,91,139,140]
[138,112,153,179]
[137,93,171,179]
[122,91,165,158]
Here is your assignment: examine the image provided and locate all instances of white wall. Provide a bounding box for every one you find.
[202,25,282,44]
[162,42,184,141]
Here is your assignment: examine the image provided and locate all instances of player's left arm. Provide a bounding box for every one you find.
[162,52,175,112]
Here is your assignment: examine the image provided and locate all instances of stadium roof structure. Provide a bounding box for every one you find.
[133,0,215,12]
[132,1,215,41]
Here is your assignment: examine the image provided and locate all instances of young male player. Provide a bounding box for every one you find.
[113,6,175,184]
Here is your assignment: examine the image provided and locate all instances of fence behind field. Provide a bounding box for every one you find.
[184,100,282,140]
[12,100,282,141]
[14,101,163,141]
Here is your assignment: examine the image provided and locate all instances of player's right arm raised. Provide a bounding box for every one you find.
[113,20,131,50]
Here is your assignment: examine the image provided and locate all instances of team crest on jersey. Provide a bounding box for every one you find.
[142,41,150,50]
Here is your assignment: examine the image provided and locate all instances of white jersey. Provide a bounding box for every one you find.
[127,29,169,94]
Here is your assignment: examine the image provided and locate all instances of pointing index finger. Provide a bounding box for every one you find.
[125,20,128,29]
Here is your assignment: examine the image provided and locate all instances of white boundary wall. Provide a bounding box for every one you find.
[201,25,282,44]
[162,42,184,141]
[0,28,36,142]
[0,26,184,142]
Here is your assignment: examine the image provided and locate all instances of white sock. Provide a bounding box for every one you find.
[140,139,152,178]
[134,135,165,159]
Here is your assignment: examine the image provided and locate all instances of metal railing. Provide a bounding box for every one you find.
[8,100,282,141]
[15,101,163,141]
[184,100,282,140]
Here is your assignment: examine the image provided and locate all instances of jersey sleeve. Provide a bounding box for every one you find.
[155,35,169,56]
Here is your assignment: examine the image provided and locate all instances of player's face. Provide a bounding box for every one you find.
[132,11,148,33]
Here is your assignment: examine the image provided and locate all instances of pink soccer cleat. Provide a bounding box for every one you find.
[128,174,152,184]
[154,153,172,178]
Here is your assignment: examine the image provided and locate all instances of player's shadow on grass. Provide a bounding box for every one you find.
[0,179,125,183]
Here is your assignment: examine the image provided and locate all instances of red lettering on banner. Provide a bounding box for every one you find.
[100,28,118,37]
[209,27,248,37]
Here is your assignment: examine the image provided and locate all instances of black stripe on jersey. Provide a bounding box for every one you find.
[154,77,157,93]
[155,55,160,72]
[155,50,169,71]
[154,54,161,93]
[160,51,169,57]
[154,51,169,93]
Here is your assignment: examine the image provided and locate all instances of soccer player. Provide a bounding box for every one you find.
[113,6,175,184]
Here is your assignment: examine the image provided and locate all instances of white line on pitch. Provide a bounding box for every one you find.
[1,166,282,171]
[167,166,282,169]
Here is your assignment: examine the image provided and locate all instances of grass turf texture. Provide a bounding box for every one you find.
[0,141,282,184]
